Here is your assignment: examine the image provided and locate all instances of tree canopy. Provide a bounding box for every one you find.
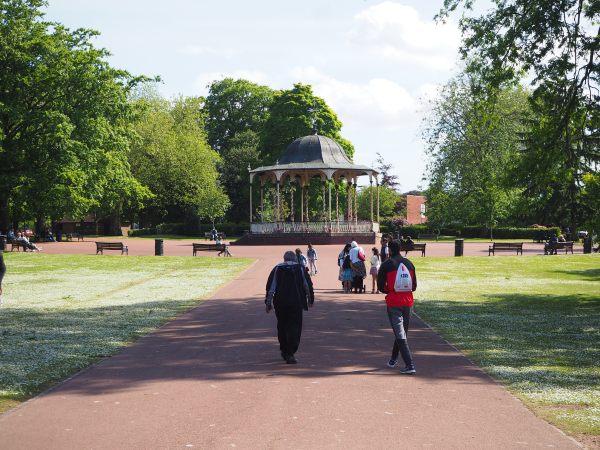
[130,96,229,226]
[438,0,600,231]
[261,83,355,163]
[0,0,148,233]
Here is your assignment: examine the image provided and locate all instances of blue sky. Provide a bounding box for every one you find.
[44,0,466,191]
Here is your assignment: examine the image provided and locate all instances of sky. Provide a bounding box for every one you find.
[43,0,468,191]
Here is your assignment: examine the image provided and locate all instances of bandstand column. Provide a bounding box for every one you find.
[335,182,340,231]
[347,181,352,222]
[290,182,294,222]
[249,178,253,223]
[260,184,264,222]
[328,180,332,225]
[322,180,326,222]
[305,183,310,224]
[276,181,281,222]
[376,178,380,224]
[300,183,304,223]
[370,176,374,223]
[354,177,358,225]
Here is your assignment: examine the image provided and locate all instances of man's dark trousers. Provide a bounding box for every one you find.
[275,304,303,358]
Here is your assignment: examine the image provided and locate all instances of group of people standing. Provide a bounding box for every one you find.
[264,235,417,375]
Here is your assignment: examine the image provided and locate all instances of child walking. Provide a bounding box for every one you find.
[342,255,353,293]
[307,243,318,275]
[370,247,380,293]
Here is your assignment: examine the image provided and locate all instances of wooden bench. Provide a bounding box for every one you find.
[65,233,84,242]
[193,242,231,256]
[489,242,523,255]
[9,241,29,252]
[203,231,226,240]
[548,241,574,255]
[401,243,426,257]
[417,233,438,241]
[95,242,128,255]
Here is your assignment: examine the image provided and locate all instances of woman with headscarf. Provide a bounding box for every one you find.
[337,243,352,289]
[349,241,367,293]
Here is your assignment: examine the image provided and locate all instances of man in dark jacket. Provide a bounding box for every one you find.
[265,251,315,364]
[377,239,417,374]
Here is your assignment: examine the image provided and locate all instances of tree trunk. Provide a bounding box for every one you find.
[0,193,9,235]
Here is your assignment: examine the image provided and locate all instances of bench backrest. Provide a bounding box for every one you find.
[493,243,522,248]
[96,242,123,249]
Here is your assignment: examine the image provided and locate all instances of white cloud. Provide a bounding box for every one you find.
[349,1,461,70]
[290,66,422,129]
[194,70,269,95]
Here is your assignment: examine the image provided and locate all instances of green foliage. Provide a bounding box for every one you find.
[130,96,229,225]
[357,185,402,220]
[0,0,149,232]
[581,173,600,233]
[423,74,530,228]
[204,78,274,153]
[438,0,600,232]
[219,130,262,222]
[261,83,354,163]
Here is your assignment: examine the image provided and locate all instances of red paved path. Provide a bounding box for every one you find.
[0,242,582,449]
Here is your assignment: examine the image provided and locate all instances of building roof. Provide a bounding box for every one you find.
[249,134,377,180]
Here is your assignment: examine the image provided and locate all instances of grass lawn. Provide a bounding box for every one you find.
[0,253,253,413]
[415,255,599,440]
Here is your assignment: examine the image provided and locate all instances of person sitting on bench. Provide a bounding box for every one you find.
[16,232,42,251]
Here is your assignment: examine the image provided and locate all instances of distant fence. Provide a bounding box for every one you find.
[250,221,379,234]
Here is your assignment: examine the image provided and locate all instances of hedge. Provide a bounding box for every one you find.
[380,222,562,240]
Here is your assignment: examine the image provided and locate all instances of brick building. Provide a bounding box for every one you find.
[406,194,427,224]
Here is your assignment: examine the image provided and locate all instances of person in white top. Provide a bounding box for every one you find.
[369,247,381,294]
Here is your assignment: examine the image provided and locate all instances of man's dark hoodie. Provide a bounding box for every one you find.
[265,262,314,310]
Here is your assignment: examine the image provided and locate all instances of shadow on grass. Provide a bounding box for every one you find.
[557,268,600,279]
[1,292,493,400]
[416,292,600,391]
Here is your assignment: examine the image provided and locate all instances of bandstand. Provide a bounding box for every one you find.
[235,134,380,245]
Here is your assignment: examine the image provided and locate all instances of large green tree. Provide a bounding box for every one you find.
[0,0,147,234]
[261,83,355,163]
[439,0,600,231]
[130,96,229,227]
[203,78,274,153]
[422,75,530,230]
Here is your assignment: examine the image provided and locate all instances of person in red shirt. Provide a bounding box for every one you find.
[377,239,417,374]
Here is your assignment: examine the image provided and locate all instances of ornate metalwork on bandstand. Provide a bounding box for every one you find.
[238,134,380,245]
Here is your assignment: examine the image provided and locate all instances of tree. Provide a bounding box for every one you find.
[261,83,355,163]
[219,130,262,223]
[422,74,530,232]
[356,185,402,220]
[130,96,229,226]
[0,0,148,234]
[375,153,400,190]
[438,0,600,232]
[203,78,274,153]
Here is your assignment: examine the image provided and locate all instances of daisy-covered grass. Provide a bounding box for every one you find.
[414,255,600,437]
[0,253,253,412]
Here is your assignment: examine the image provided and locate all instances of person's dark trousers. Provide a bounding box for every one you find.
[275,304,303,358]
[387,306,414,367]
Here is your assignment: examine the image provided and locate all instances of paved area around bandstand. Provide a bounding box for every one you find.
[0,240,582,449]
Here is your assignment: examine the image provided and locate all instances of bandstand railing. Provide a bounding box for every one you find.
[250,221,379,234]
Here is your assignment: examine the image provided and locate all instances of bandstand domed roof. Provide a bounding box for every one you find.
[280,135,353,166]
[249,134,377,181]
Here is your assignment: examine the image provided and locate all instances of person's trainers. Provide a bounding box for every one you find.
[399,366,416,375]
[386,359,398,368]
[286,355,297,364]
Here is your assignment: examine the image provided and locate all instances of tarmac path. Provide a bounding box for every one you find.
[0,242,582,449]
